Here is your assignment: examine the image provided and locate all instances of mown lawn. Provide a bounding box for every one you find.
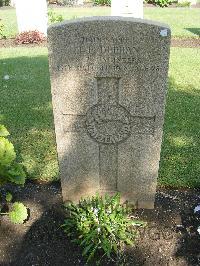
[0,6,200,38]
[159,48,200,188]
[0,47,58,182]
[0,47,199,187]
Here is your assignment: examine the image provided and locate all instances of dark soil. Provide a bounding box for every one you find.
[0,38,200,48]
[0,181,200,266]
[171,38,200,48]
[0,38,48,48]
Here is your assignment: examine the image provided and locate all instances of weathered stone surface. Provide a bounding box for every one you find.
[48,17,171,208]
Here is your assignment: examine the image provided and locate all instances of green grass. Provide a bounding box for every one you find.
[0,47,58,182]
[0,7,200,38]
[0,47,199,187]
[145,8,200,38]
[159,48,200,188]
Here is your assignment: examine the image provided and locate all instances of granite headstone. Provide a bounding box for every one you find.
[48,17,171,208]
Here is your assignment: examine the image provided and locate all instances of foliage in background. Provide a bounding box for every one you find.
[145,0,172,7]
[62,193,145,264]
[0,20,6,39]
[176,1,191,7]
[57,0,81,5]
[0,125,26,186]
[15,30,46,44]
[92,0,111,6]
[48,9,64,23]
[0,0,10,7]
[48,0,84,6]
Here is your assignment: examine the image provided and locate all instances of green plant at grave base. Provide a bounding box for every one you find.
[62,193,146,264]
[48,9,64,24]
[0,125,28,224]
[0,189,28,224]
[92,0,111,6]
[8,202,28,224]
[0,197,28,224]
[146,0,172,7]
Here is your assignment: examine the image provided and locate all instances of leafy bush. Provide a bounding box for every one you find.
[0,125,28,224]
[0,125,26,186]
[92,0,111,6]
[48,9,64,23]
[62,193,146,264]
[15,30,46,44]
[146,0,172,7]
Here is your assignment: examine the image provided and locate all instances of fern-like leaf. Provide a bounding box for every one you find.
[8,163,26,185]
[0,137,16,166]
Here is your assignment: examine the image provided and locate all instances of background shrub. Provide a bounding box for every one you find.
[145,0,172,7]
[92,0,111,6]
[48,0,84,5]
[48,9,64,23]
[0,0,10,7]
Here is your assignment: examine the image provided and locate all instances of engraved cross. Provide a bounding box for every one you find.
[63,77,155,193]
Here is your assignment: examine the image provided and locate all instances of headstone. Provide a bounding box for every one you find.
[111,0,143,19]
[15,0,48,35]
[48,17,171,209]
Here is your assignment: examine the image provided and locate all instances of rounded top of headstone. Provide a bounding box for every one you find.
[47,16,170,33]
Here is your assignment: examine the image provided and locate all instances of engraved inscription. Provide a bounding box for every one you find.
[86,104,132,144]
[58,36,140,75]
